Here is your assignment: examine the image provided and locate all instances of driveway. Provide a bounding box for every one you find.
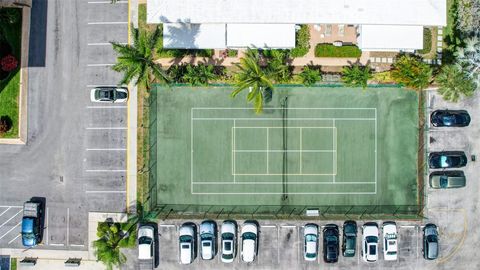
[0,0,128,249]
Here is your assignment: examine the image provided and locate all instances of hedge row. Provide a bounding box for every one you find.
[314,44,362,58]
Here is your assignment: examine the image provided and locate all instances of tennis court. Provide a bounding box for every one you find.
[149,86,419,212]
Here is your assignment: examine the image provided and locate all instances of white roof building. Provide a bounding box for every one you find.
[147,0,446,51]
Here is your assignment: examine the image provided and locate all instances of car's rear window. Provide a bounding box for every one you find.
[224,241,232,251]
[181,244,190,249]
[369,245,376,255]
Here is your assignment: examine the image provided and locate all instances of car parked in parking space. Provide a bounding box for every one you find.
[200,220,216,260]
[323,224,339,263]
[423,224,439,260]
[303,223,319,261]
[179,223,196,264]
[429,171,466,189]
[90,86,128,103]
[342,220,357,257]
[362,222,379,263]
[221,221,236,263]
[241,221,258,262]
[138,225,155,268]
[382,222,398,261]
[430,110,470,127]
[429,151,468,169]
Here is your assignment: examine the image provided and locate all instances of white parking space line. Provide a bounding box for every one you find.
[0,207,11,217]
[87,42,127,46]
[86,148,127,151]
[281,225,296,228]
[0,206,22,208]
[261,225,276,228]
[86,106,127,109]
[85,190,126,194]
[70,244,85,247]
[86,84,120,87]
[0,209,22,229]
[159,224,175,227]
[8,234,21,244]
[87,63,115,67]
[0,221,22,240]
[49,243,65,246]
[66,208,70,247]
[85,169,127,172]
[86,127,127,130]
[88,1,128,4]
[87,21,128,25]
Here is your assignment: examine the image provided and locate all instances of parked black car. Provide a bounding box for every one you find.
[428,151,467,169]
[342,221,357,257]
[430,110,470,127]
[423,224,439,260]
[323,224,339,263]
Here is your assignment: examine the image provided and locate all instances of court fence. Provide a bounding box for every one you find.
[145,203,425,220]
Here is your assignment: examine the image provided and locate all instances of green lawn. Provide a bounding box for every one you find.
[147,86,420,218]
[0,8,22,138]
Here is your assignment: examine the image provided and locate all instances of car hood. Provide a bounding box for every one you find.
[304,225,318,235]
[138,226,154,239]
[221,223,235,234]
[200,222,215,235]
[179,225,194,237]
[363,225,378,236]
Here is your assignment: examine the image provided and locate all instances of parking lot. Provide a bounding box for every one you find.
[146,219,462,270]
[0,0,129,250]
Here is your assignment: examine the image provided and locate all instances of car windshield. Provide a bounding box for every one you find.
[243,232,256,240]
[201,233,213,240]
[222,232,234,240]
[138,236,152,245]
[202,241,211,247]
[306,252,316,258]
[181,243,190,249]
[22,232,35,239]
[439,176,448,188]
[442,115,456,125]
[179,235,192,242]
[305,234,317,242]
[440,156,450,167]
[326,235,337,243]
[222,253,233,259]
[366,236,378,243]
[387,251,397,255]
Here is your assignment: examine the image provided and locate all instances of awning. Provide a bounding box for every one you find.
[162,23,226,49]
[226,24,296,49]
[358,25,424,52]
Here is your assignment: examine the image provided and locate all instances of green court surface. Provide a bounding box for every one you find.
[149,86,419,212]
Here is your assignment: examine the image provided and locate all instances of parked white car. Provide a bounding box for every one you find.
[221,221,236,263]
[382,222,398,261]
[90,86,128,103]
[200,220,216,260]
[137,225,155,260]
[179,223,195,264]
[362,222,379,263]
[303,223,319,261]
[241,221,258,262]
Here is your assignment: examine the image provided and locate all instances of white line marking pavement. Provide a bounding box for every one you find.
[45,207,49,245]
[86,106,127,109]
[87,63,115,67]
[70,244,85,247]
[66,208,70,247]
[261,225,276,228]
[49,243,65,246]
[85,190,127,194]
[0,221,22,240]
[159,224,176,227]
[281,225,296,228]
[86,148,127,151]
[86,127,127,130]
[0,209,22,229]
[87,22,128,25]
[8,234,21,244]
[86,84,119,87]
[85,169,127,172]
[0,206,22,208]
[88,1,128,3]
[87,42,127,46]
[0,207,11,217]
[400,225,416,228]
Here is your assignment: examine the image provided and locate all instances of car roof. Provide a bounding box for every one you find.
[138,244,152,259]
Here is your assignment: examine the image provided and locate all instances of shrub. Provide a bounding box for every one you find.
[263,50,292,83]
[227,49,238,57]
[341,64,372,89]
[182,63,217,86]
[314,44,362,58]
[1,54,18,72]
[290,25,311,58]
[0,116,12,134]
[298,66,321,86]
[417,28,432,55]
[436,65,476,102]
[391,54,432,90]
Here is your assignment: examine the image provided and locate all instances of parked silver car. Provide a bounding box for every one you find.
[429,171,466,189]
[200,220,216,260]
[220,221,237,263]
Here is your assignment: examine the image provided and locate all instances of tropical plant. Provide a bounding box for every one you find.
[341,64,372,89]
[263,50,292,83]
[390,54,432,90]
[231,49,274,114]
[0,8,20,25]
[1,55,18,72]
[436,65,476,102]
[111,25,170,89]
[457,0,480,34]
[455,35,480,89]
[93,222,135,270]
[298,65,321,86]
[182,63,217,86]
[290,25,311,57]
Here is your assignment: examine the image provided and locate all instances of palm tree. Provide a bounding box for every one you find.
[391,54,432,90]
[341,64,372,89]
[436,65,476,102]
[298,65,321,86]
[455,35,480,90]
[93,222,133,270]
[111,26,171,89]
[231,49,274,114]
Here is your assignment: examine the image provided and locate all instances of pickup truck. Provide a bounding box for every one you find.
[21,201,43,247]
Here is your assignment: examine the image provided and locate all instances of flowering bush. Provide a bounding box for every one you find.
[1,55,18,72]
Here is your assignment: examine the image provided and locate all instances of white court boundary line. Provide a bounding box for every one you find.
[191,107,377,195]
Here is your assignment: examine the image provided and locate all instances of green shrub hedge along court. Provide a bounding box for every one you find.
[315,44,362,58]
[146,86,421,218]
[417,28,432,55]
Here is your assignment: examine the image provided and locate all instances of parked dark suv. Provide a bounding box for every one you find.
[423,224,439,260]
[430,110,470,127]
[323,224,339,263]
[428,151,467,169]
[342,221,357,257]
